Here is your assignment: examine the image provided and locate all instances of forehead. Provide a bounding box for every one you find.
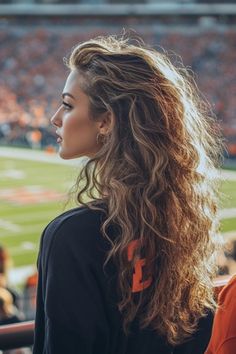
[63,70,86,99]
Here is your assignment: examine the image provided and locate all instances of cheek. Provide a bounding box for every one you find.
[65,116,96,144]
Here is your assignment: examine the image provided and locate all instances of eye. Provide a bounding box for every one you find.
[62,101,72,110]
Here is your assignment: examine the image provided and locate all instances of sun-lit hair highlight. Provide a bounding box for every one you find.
[65,34,223,345]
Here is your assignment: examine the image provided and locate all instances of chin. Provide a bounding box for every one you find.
[59,152,77,160]
[59,149,83,160]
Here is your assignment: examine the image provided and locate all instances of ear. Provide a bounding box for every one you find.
[97,111,115,135]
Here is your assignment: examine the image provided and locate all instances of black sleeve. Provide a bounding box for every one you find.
[33,228,46,354]
[43,218,110,354]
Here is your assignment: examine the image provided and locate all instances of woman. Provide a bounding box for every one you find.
[33,34,222,354]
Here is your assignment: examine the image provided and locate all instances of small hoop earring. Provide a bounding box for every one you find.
[96,133,107,145]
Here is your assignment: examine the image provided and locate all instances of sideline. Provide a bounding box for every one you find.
[1,147,236,179]
[220,170,236,181]
[219,208,236,219]
[0,147,86,166]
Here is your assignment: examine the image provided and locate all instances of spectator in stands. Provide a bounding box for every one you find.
[224,238,236,275]
[216,247,230,276]
[33,34,223,354]
[215,237,236,278]
[22,272,38,321]
[0,287,23,326]
[0,286,28,354]
[0,246,20,311]
[1,26,236,154]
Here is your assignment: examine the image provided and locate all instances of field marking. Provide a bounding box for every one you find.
[220,170,236,181]
[1,147,236,180]
[6,210,60,223]
[0,186,63,205]
[0,219,21,232]
[8,242,38,255]
[0,147,86,166]
[0,222,45,238]
[0,168,26,180]
[219,208,236,219]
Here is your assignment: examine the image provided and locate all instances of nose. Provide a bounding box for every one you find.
[51,107,62,127]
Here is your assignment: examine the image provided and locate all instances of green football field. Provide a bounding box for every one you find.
[1,152,236,269]
[0,154,79,268]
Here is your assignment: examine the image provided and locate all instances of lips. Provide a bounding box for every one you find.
[56,131,63,143]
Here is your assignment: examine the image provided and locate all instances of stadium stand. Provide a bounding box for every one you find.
[0,12,236,154]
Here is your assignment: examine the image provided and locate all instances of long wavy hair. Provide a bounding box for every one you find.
[65,34,223,345]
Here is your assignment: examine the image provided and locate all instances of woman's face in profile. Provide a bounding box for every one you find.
[51,70,102,159]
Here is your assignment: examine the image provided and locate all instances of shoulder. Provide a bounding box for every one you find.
[44,204,105,238]
[39,202,110,266]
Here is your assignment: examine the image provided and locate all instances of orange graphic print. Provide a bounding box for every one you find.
[127,239,152,293]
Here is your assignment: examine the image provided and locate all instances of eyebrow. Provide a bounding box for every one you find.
[62,92,75,100]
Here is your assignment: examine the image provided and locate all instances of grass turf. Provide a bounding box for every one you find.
[0,156,78,268]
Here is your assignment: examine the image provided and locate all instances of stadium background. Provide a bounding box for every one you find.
[0,0,236,288]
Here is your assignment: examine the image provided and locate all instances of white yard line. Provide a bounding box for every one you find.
[219,208,236,219]
[8,242,38,255]
[1,147,236,179]
[220,170,236,181]
[0,146,85,166]
[0,218,21,232]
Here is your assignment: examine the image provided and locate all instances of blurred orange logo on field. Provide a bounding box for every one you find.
[0,186,63,205]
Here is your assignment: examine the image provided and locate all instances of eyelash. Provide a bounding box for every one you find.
[62,101,72,110]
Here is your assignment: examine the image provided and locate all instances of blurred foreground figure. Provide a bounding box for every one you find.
[223,238,236,275]
[215,237,236,277]
[0,287,22,325]
[33,34,223,354]
[0,287,26,354]
[205,275,236,354]
[22,272,38,321]
[0,246,20,311]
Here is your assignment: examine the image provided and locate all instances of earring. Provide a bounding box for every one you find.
[96,133,107,145]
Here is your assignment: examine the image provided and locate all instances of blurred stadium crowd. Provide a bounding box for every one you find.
[0,21,235,154]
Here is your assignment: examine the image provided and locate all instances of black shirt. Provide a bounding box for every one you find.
[33,204,213,354]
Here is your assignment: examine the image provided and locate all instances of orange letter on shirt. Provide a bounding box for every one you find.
[127,239,152,293]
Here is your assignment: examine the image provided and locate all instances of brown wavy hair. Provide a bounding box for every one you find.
[65,34,223,345]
